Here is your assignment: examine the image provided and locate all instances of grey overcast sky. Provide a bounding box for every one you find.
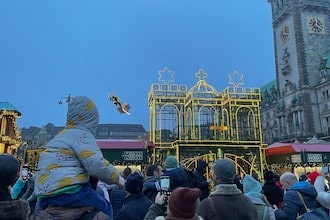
[1,0,275,130]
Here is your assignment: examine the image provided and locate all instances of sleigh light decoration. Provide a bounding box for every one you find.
[109,93,131,115]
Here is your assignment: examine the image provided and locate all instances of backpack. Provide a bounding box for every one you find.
[255,194,273,220]
[255,204,270,220]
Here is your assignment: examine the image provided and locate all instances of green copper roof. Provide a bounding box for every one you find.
[0,102,21,115]
[260,80,276,91]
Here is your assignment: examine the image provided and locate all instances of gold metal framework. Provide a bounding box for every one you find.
[148,68,267,178]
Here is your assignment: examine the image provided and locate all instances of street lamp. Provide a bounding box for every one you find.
[58,94,72,105]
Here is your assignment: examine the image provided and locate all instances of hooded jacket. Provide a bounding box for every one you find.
[243,175,275,220]
[35,96,120,197]
[314,175,330,209]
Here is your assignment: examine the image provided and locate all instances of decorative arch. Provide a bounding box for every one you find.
[235,106,257,141]
[157,104,180,142]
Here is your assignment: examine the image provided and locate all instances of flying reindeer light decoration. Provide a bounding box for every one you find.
[108,93,131,115]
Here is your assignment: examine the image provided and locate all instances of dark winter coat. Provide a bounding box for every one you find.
[192,170,209,200]
[0,199,30,220]
[117,192,153,220]
[0,185,12,201]
[110,187,126,220]
[262,179,283,207]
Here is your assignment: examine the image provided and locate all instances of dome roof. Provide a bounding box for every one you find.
[188,69,217,94]
[189,79,217,93]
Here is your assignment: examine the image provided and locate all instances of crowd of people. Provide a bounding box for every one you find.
[1,95,330,220]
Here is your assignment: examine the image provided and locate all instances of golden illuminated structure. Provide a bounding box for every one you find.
[0,102,22,155]
[148,68,267,178]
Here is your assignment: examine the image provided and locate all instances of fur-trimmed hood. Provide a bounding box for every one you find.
[210,183,242,196]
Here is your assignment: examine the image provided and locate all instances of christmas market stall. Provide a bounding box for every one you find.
[265,141,330,177]
[97,139,154,172]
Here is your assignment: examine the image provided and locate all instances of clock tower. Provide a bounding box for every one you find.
[267,0,330,140]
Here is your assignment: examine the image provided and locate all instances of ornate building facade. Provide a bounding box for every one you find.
[0,102,22,154]
[261,0,330,144]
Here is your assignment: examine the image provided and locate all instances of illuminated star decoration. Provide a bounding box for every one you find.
[228,70,244,91]
[195,69,208,80]
[158,67,175,85]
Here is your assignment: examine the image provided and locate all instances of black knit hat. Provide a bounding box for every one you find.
[264,171,274,181]
[125,172,144,194]
[0,154,20,186]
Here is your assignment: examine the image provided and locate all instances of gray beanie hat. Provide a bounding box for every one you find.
[213,159,236,183]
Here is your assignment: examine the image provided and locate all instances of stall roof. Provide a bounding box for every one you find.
[0,102,21,115]
[265,142,330,156]
[97,139,154,150]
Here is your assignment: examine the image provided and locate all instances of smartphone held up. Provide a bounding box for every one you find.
[21,165,29,181]
[160,176,170,192]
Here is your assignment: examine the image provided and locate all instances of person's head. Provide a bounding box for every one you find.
[168,187,201,218]
[146,164,163,177]
[122,167,132,180]
[273,172,280,181]
[0,154,20,187]
[66,96,99,135]
[264,170,274,181]
[243,174,262,198]
[307,171,319,185]
[125,172,144,194]
[279,172,297,190]
[212,159,236,184]
[164,155,178,169]
[299,174,307,182]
